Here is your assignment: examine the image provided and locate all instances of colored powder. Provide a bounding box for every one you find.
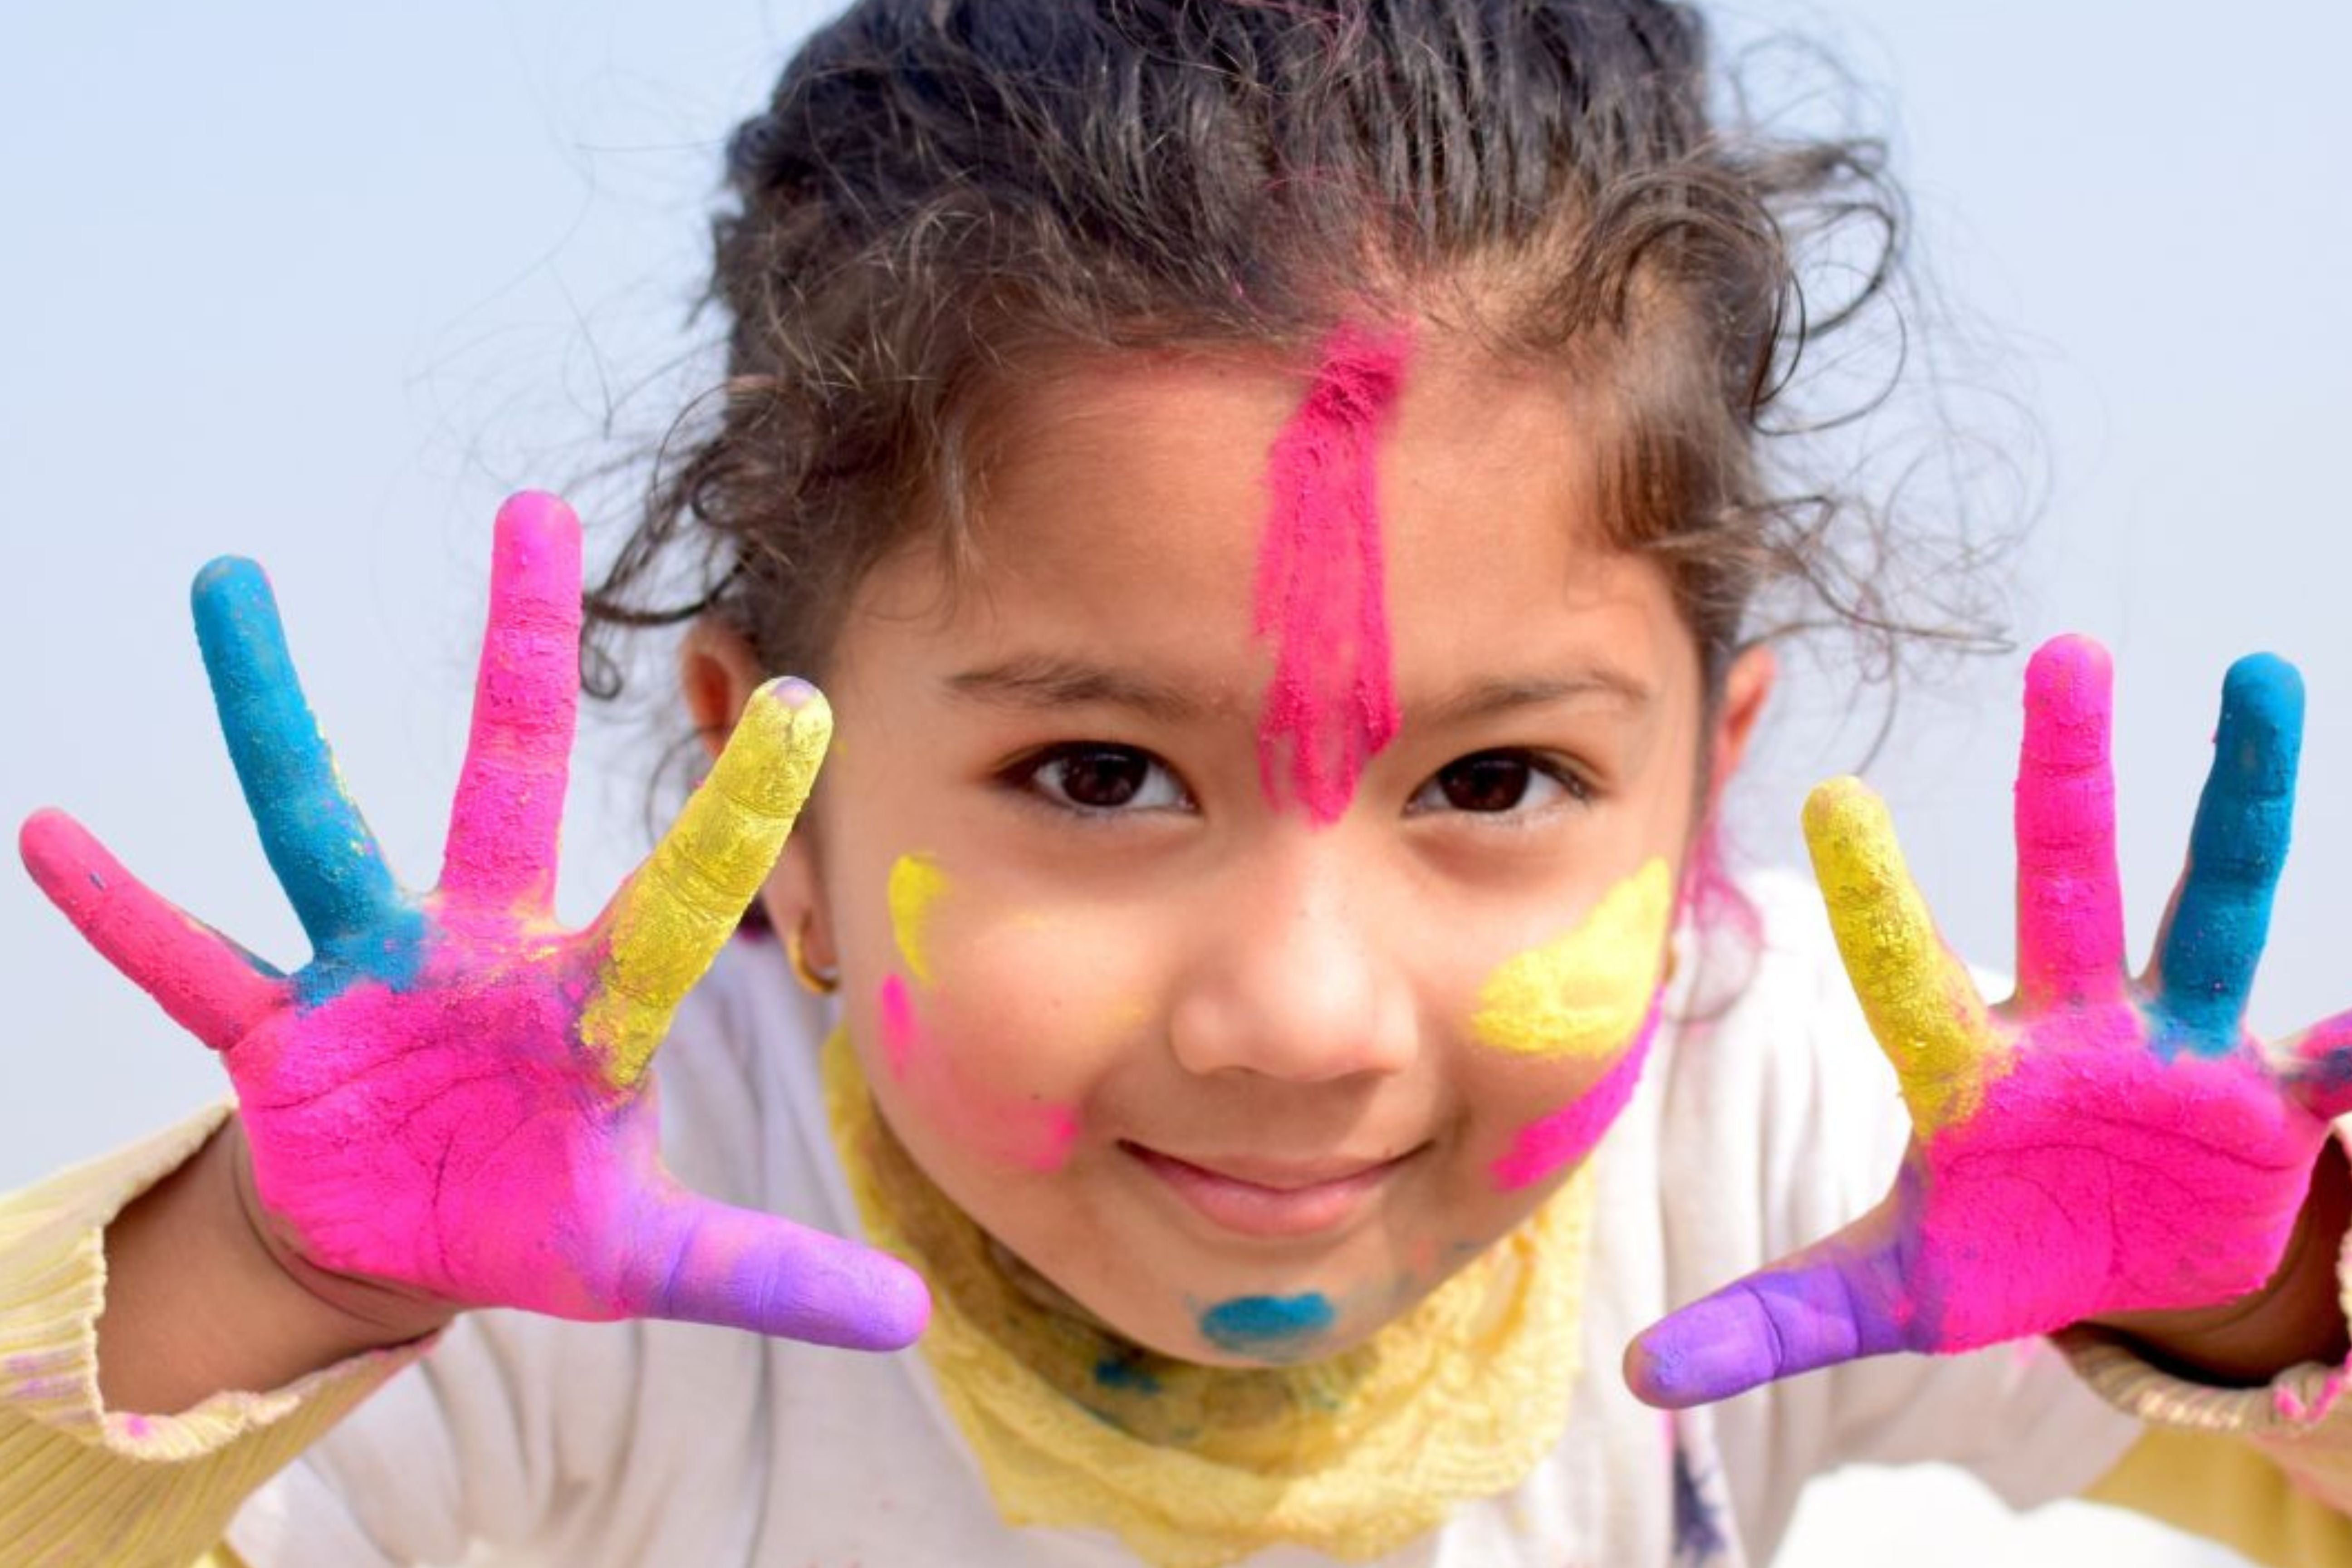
[2286,1018,2352,1120]
[1908,1042,2306,1351]
[1805,776,2001,1135]
[888,853,948,985]
[1251,323,1411,825]
[875,973,1078,1171]
[1471,859,1671,1058]
[19,808,284,1051]
[439,491,581,914]
[2151,652,2301,1056]
[191,558,425,992]
[1198,1292,1336,1358]
[245,958,924,1350]
[2278,1364,2351,1424]
[1492,996,1661,1190]
[878,973,922,1081]
[2011,635,2126,1010]
[1093,1354,1162,1395]
[1630,1039,2308,1406]
[580,680,830,1088]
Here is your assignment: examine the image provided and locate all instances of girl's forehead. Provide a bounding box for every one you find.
[973,346,1606,575]
[848,343,1687,698]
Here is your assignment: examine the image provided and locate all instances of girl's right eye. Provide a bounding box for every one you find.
[1009,743,1191,815]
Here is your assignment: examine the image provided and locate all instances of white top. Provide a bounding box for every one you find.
[223,871,2142,1567]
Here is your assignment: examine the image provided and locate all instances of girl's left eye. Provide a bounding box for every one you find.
[1012,743,1191,814]
[1407,751,1588,816]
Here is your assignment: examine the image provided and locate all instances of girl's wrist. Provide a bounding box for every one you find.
[98,1120,456,1415]
[2087,1136,2352,1387]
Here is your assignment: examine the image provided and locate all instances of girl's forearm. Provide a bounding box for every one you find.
[97,1122,453,1415]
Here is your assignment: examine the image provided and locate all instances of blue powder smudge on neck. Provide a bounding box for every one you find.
[1092,1354,1162,1395]
[1198,1293,1335,1357]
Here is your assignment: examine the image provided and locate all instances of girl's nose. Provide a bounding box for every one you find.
[1164,839,1418,1083]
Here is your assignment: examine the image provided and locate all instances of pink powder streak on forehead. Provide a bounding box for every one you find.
[1253,323,1412,825]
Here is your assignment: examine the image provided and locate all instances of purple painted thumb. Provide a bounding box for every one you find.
[619,1192,931,1351]
[1624,1245,1911,1409]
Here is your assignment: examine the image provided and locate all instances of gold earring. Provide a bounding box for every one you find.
[786,921,840,995]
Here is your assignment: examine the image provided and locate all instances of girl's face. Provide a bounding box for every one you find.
[724,341,1769,1365]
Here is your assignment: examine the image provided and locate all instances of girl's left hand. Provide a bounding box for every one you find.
[1627,635,2352,1407]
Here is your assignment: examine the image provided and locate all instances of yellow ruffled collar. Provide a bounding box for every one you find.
[821,1031,1597,1567]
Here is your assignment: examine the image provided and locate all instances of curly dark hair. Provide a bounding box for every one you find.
[584,0,1975,716]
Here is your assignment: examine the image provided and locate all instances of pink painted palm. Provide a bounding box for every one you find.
[20,493,926,1350]
[1628,636,2349,1406]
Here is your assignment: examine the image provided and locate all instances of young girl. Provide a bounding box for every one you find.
[6,3,2351,1565]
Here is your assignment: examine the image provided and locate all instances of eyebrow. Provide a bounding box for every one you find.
[945,656,1210,723]
[1418,671,1655,726]
[944,655,1651,725]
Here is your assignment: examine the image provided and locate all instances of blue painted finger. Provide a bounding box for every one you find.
[192,559,408,958]
[2154,654,2303,1052]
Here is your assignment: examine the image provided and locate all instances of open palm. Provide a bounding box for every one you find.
[20,493,926,1350]
[1629,637,2342,1405]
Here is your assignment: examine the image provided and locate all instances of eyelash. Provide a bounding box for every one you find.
[1003,743,1193,818]
[1002,743,1595,820]
[1405,749,1595,820]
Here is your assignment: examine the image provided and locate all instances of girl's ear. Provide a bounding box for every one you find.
[678,624,837,973]
[1704,644,1775,814]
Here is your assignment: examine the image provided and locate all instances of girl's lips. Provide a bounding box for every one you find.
[1123,1142,1409,1239]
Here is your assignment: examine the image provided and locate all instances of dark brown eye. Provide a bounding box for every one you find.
[1437,754,1532,812]
[1408,751,1583,816]
[1025,745,1185,813]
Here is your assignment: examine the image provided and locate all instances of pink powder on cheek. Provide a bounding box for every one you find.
[1252,323,1412,825]
[874,975,1077,1171]
[879,973,923,1081]
[1491,997,1662,1190]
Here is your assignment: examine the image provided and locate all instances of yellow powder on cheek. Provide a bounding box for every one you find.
[888,853,950,985]
[1470,858,1673,1058]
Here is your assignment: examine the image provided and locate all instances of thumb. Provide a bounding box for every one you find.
[1625,1212,1915,1408]
[614,1182,931,1351]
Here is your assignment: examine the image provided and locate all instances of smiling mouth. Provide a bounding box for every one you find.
[1122,1142,1413,1240]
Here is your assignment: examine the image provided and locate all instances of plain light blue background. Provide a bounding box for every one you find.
[4,5,2346,1563]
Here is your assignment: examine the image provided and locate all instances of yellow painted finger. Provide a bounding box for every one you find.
[583,679,831,1088]
[1803,776,2003,1133]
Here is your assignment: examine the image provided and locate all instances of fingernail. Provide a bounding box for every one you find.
[769,676,822,711]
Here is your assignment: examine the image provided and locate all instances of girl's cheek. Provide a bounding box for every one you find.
[1465,858,1674,1191]
[870,853,1093,1172]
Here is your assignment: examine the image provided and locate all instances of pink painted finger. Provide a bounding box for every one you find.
[2012,635,2126,1008]
[2278,1011,2352,1120]
[439,492,583,911]
[617,1185,930,1350]
[19,808,284,1050]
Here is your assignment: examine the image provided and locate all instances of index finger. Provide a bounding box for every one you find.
[193,559,408,955]
[1805,777,1998,1135]
[2152,654,2302,1053]
[2013,636,2126,1009]
[578,678,830,1089]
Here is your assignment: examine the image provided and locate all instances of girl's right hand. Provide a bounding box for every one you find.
[18,492,929,1352]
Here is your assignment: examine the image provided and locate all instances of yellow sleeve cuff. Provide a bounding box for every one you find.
[0,1107,426,1567]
